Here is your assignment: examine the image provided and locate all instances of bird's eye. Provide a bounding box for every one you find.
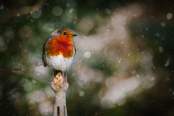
[63,32,66,35]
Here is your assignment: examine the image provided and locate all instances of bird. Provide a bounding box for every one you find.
[42,27,77,81]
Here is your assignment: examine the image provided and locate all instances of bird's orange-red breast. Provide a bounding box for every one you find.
[42,28,77,71]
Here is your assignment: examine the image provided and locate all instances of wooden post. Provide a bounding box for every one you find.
[51,73,68,116]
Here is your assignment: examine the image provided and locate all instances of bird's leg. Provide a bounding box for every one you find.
[61,69,68,86]
[65,68,68,82]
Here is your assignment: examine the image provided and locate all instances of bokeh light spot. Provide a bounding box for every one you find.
[84,51,91,59]
[167,13,172,20]
[52,6,63,16]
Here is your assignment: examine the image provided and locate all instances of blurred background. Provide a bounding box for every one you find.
[0,0,174,116]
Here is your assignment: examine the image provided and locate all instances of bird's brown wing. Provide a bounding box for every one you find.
[42,29,62,67]
[73,42,76,55]
[42,36,51,67]
[42,42,47,67]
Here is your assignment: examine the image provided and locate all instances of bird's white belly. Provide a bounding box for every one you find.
[46,54,73,70]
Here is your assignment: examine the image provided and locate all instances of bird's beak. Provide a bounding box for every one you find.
[72,34,77,37]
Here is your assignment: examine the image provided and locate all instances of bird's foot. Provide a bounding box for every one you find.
[61,76,67,87]
[51,73,68,91]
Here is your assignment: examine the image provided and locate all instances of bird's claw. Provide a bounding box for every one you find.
[61,76,67,87]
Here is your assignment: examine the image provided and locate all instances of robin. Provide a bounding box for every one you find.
[42,27,77,81]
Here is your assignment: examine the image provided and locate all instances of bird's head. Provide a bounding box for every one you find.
[56,28,77,40]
